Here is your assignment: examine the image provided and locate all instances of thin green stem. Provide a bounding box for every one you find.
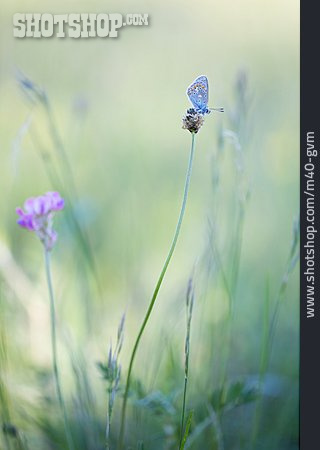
[118,133,197,449]
[180,279,194,449]
[180,376,188,448]
[44,250,74,450]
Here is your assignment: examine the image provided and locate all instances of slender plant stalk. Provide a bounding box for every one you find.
[0,296,12,450]
[249,279,270,449]
[179,279,194,449]
[44,251,74,450]
[180,379,188,448]
[118,133,197,449]
[179,411,193,450]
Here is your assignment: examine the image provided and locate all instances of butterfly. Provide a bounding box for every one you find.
[186,75,224,115]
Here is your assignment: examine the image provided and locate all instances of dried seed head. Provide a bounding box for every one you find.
[182,108,205,134]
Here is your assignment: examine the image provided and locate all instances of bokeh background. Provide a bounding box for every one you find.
[0,1,299,449]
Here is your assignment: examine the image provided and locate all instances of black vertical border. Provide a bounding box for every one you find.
[300,1,320,448]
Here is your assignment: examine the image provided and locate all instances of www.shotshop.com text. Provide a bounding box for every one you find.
[304,131,317,318]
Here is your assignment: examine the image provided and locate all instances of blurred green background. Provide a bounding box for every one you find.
[0,0,299,449]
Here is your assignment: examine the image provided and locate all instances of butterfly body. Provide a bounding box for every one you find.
[186,75,223,115]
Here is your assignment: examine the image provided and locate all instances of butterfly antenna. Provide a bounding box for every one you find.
[210,107,224,112]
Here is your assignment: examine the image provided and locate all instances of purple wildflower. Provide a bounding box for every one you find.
[16,191,64,251]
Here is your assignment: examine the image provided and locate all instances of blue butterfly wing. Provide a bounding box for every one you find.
[187,76,209,114]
